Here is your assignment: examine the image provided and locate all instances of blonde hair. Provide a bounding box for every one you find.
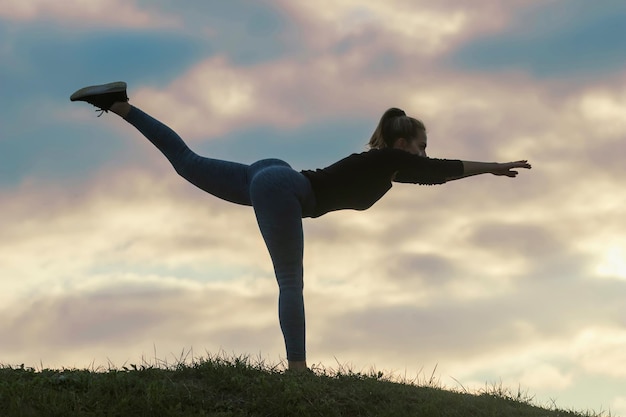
[368,107,426,149]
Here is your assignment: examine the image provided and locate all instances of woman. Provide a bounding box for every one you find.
[70,81,531,371]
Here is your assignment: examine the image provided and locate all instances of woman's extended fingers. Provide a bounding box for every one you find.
[494,160,531,177]
[505,160,532,171]
[513,160,532,169]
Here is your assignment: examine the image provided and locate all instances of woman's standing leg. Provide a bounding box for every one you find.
[249,164,315,370]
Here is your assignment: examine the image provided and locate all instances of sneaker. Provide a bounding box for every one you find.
[70,81,128,116]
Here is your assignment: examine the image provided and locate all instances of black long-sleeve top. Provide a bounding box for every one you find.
[301,148,464,218]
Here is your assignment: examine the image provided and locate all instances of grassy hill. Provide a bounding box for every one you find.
[0,353,603,417]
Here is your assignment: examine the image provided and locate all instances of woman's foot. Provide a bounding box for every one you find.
[70,81,129,116]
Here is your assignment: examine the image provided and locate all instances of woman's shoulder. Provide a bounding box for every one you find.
[340,148,405,165]
[360,147,418,163]
[359,147,409,157]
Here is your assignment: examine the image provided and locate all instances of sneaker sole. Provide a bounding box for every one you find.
[70,81,127,101]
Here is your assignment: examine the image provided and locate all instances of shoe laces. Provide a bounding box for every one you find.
[95,109,108,117]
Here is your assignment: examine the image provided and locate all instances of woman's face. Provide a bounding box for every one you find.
[394,132,427,157]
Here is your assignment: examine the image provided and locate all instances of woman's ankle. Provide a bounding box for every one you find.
[110,101,131,118]
[288,360,308,371]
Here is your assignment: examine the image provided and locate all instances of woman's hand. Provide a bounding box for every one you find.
[492,160,532,177]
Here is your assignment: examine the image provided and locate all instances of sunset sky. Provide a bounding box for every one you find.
[1,1,626,414]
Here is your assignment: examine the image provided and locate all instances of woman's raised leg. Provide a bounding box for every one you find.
[122,105,253,205]
[73,83,252,206]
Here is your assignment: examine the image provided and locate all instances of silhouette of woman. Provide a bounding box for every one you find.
[70,81,531,371]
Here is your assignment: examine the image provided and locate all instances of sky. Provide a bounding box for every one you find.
[1,0,626,414]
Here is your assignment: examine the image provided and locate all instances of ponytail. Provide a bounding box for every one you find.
[368,107,426,149]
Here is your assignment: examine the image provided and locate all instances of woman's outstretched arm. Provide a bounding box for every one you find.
[447,160,532,181]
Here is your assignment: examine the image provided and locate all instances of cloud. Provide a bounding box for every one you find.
[276,0,536,57]
[517,364,574,391]
[0,0,179,29]
[117,2,563,143]
[0,169,275,304]
[284,0,467,54]
[447,1,626,77]
[0,275,284,368]
[572,328,626,378]
[612,396,626,417]
[578,84,626,140]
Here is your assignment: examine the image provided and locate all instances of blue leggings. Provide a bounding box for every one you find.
[125,106,316,361]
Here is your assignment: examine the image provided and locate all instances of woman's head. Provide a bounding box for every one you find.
[368,107,427,156]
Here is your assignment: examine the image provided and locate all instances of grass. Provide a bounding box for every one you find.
[0,351,607,417]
